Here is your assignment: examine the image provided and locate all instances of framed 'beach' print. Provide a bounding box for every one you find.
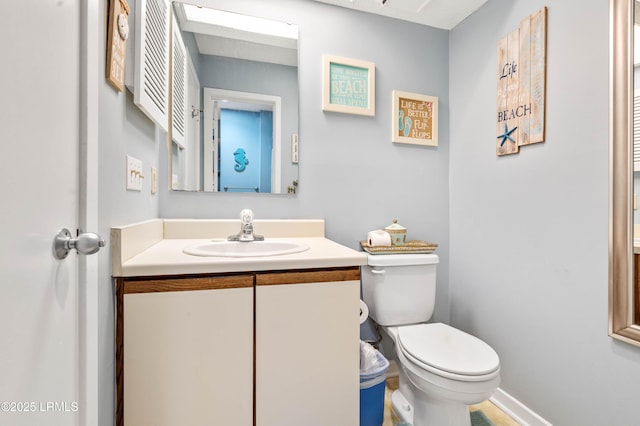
[322,55,375,116]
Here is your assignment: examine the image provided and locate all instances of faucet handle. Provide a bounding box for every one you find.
[240,209,254,225]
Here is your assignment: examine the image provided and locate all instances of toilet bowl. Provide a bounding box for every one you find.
[385,324,500,425]
[360,254,501,426]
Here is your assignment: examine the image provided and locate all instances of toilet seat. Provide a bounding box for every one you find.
[397,323,500,382]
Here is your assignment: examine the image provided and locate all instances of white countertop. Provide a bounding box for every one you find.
[111,219,367,277]
[116,237,366,276]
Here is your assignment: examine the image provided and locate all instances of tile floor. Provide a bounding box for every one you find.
[381,362,520,426]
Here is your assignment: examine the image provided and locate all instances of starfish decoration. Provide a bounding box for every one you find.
[497,124,517,146]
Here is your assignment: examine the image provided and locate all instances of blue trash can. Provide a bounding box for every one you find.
[360,348,389,426]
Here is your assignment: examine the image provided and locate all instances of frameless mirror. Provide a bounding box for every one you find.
[169,2,299,194]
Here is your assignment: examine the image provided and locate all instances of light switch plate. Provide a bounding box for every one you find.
[151,167,157,194]
[126,155,143,191]
[291,133,299,164]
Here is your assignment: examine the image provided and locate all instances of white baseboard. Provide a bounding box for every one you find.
[490,388,552,426]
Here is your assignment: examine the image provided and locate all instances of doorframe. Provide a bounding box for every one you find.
[186,54,201,191]
[79,1,100,424]
[203,88,282,193]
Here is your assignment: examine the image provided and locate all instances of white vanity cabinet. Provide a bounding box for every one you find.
[116,275,255,426]
[115,267,360,426]
[255,269,360,426]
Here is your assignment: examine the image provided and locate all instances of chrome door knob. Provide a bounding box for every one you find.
[54,228,106,260]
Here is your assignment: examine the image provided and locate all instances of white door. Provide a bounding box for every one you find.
[0,2,99,425]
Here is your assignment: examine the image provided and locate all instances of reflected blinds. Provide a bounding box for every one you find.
[634,94,640,171]
[171,12,187,148]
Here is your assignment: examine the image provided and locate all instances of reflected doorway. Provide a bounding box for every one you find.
[203,88,282,192]
[218,108,273,192]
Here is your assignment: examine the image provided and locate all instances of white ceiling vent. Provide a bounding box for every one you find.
[380,0,433,13]
[311,0,488,30]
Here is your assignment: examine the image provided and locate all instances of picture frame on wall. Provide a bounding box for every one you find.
[392,90,438,146]
[322,55,375,116]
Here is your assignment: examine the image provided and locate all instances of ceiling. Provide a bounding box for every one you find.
[172,0,489,67]
[173,2,299,67]
[311,0,488,30]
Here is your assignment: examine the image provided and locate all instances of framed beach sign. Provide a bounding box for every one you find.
[392,90,438,146]
[322,55,375,116]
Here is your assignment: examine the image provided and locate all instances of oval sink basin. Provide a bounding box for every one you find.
[183,240,309,257]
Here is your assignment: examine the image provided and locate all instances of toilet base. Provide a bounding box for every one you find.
[391,389,413,424]
[391,389,472,426]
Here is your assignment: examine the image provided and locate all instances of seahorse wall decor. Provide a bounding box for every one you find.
[233,148,249,172]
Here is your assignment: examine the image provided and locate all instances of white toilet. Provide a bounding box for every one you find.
[361,253,500,426]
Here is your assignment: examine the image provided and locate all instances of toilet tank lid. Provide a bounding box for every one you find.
[366,253,439,267]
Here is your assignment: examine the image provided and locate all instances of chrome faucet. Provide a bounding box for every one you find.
[228,209,264,242]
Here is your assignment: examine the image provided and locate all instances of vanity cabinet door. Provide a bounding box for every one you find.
[255,268,360,426]
[118,276,254,426]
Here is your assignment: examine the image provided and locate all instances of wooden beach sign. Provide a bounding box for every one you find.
[496,7,546,156]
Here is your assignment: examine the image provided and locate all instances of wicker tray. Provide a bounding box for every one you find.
[360,240,438,254]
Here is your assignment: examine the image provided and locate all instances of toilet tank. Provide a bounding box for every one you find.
[361,254,438,326]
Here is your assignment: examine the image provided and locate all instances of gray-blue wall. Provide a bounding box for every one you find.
[98,0,161,422]
[97,0,640,424]
[450,0,640,424]
[98,0,450,423]
[160,0,452,322]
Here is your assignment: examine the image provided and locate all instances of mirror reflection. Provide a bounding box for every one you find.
[634,0,640,321]
[635,0,640,227]
[169,2,299,194]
